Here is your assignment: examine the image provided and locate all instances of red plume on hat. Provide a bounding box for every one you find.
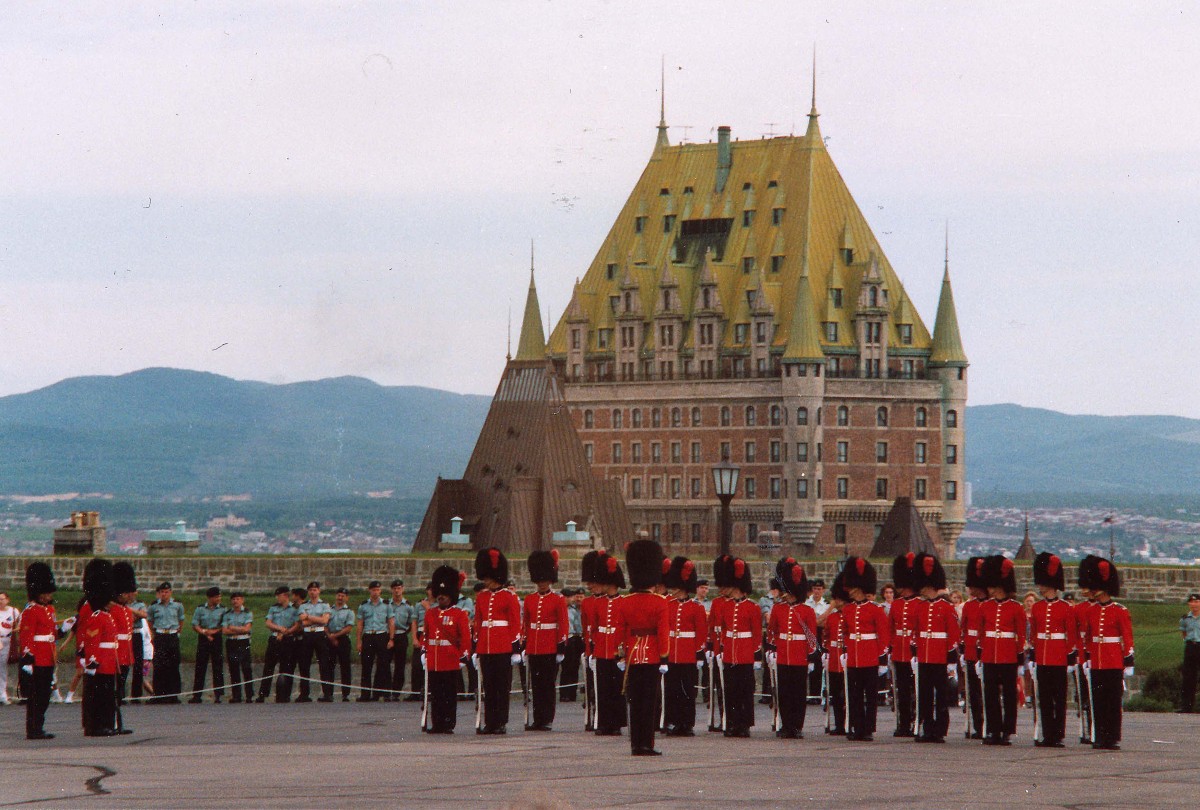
[551,549,560,565]
[662,558,672,576]
[474,547,509,583]
[682,561,694,580]
[729,557,753,594]
[842,556,877,595]
[912,553,945,591]
[923,556,935,576]
[457,571,467,589]
[664,556,698,593]
[1033,552,1064,591]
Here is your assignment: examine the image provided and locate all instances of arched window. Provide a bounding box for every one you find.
[671,407,681,427]
[947,409,958,428]
[797,407,809,426]
[720,406,732,427]
[651,408,662,428]
[837,406,849,426]
[745,406,757,426]
[612,409,623,429]
[583,410,594,429]
[691,406,701,426]
[876,406,888,427]
[632,409,642,428]
[770,405,782,426]
[915,407,927,428]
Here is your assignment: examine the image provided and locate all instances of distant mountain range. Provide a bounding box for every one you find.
[0,369,1197,502]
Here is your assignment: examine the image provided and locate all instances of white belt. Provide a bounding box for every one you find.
[669,631,696,638]
[848,633,877,640]
[1092,635,1121,643]
[777,633,807,641]
[724,631,752,639]
[154,629,178,634]
[919,632,948,639]
[98,642,118,649]
[966,629,979,636]
[116,633,132,641]
[230,635,251,640]
[303,627,326,632]
[427,639,453,646]
[1037,632,1067,640]
[529,623,558,630]
[481,620,509,628]
[33,634,55,642]
[894,629,912,637]
[985,631,1016,639]
[597,627,617,635]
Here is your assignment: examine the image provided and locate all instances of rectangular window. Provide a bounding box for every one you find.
[609,295,620,313]
[772,208,784,226]
[771,255,784,273]
[831,288,843,308]
[876,478,888,499]
[825,322,838,342]
[742,256,755,274]
[876,442,888,463]
[671,523,682,543]
[836,477,848,499]
[797,442,808,462]
[744,441,756,463]
[652,478,663,499]
[770,440,781,463]
[598,328,613,349]
[744,477,757,499]
[663,215,676,232]
[748,522,759,544]
[946,444,958,465]
[770,477,781,499]
[796,478,809,499]
[571,330,581,350]
[691,523,702,544]
[671,478,681,499]
[651,442,662,463]
[902,359,914,378]
[835,523,847,546]
[915,478,927,500]
[899,324,913,345]
[946,480,958,501]
[585,443,594,463]
[652,523,662,542]
[720,441,731,461]
[915,442,927,464]
[690,441,702,463]
[670,441,682,463]
[755,322,768,344]
[635,216,647,233]
[631,442,643,463]
[742,210,755,227]
[631,478,642,498]
[606,262,617,280]
[817,442,823,462]
[735,323,748,343]
[836,441,848,464]
[690,477,701,498]
[611,443,622,463]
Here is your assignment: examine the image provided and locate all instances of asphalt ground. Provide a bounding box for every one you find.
[2,691,1198,809]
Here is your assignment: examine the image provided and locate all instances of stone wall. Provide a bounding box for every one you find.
[1,556,1197,603]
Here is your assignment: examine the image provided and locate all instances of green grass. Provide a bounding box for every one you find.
[1126,601,1188,672]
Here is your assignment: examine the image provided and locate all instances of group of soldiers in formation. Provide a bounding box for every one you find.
[16,543,1135,755]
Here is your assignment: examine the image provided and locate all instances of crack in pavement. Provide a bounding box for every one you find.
[0,763,115,806]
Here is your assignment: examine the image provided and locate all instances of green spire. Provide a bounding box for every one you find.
[782,267,825,362]
[515,244,546,361]
[655,55,670,155]
[929,237,967,366]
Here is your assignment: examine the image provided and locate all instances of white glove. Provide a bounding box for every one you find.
[839,654,847,668]
[1028,661,1037,675]
[877,665,887,677]
[1067,664,1076,675]
[62,616,77,633]
[909,657,918,669]
[556,654,565,664]
[658,664,668,675]
[696,660,704,671]
[471,654,479,670]
[974,661,983,677]
[705,650,714,663]
[808,663,815,673]
[616,660,626,672]
[765,651,777,666]
[1082,661,1091,672]
[947,664,957,679]
[459,659,467,670]
[422,653,429,671]
[753,661,762,671]
[84,657,99,676]
[510,653,522,666]
[22,664,33,675]
[1017,665,1025,678]
[1123,666,1134,678]
[588,656,597,673]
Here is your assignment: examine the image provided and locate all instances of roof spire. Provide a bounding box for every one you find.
[805,45,823,147]
[929,229,968,367]
[655,55,670,154]
[515,241,546,361]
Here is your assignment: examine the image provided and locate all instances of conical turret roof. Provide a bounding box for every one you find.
[930,264,968,366]
[515,258,546,361]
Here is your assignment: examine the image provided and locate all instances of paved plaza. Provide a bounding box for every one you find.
[1,700,1197,808]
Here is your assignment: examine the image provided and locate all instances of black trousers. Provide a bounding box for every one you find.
[560,636,584,700]
[1076,664,1093,741]
[26,666,54,736]
[131,637,145,698]
[627,665,660,752]
[664,662,699,731]
[777,663,809,733]
[1034,665,1067,743]
[275,637,301,701]
[192,636,224,697]
[893,660,915,733]
[410,640,425,697]
[528,654,558,727]
[116,663,129,705]
[583,655,596,729]
[595,658,626,732]
[1181,641,1200,712]
[808,628,825,696]
[916,662,951,739]
[258,636,284,699]
[428,669,458,732]
[298,633,333,699]
[846,666,879,736]
[329,637,352,697]
[983,662,1018,737]
[479,653,512,730]
[723,663,755,731]
[152,633,182,699]
[827,668,845,733]
[82,672,116,736]
[964,659,984,736]
[360,633,391,699]
[708,657,725,730]
[226,640,253,701]
[390,632,409,695]
[1090,668,1124,746]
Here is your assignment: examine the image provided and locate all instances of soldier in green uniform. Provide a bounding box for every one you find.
[297,581,334,702]
[328,588,355,701]
[356,581,394,702]
[256,586,296,703]
[221,592,253,703]
[146,582,186,703]
[190,587,226,703]
[389,580,416,702]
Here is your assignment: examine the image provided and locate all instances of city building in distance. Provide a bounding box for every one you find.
[546,76,968,559]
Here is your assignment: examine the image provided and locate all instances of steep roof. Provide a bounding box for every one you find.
[515,266,546,361]
[929,263,967,366]
[869,497,938,559]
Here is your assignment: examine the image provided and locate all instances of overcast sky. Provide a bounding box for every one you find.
[1,2,1197,417]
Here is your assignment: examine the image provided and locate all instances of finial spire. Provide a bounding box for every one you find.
[506,304,512,361]
[515,245,546,361]
[530,238,535,280]
[805,45,823,146]
[655,56,670,154]
[944,221,950,274]
[810,45,818,117]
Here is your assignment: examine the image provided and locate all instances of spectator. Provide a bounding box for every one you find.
[1180,593,1200,713]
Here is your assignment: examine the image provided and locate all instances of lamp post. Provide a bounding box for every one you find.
[712,455,740,557]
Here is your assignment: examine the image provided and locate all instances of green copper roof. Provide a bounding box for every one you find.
[929,266,967,366]
[515,268,546,361]
[782,268,825,362]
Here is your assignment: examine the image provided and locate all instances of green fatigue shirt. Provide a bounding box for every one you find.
[298,600,332,632]
[328,606,356,634]
[267,604,298,635]
[192,604,227,631]
[222,608,254,639]
[391,600,416,634]
[147,599,186,633]
[1181,612,1200,643]
[357,599,392,634]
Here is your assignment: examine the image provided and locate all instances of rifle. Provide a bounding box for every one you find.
[580,653,592,731]
[912,658,922,739]
[768,654,781,731]
[1029,661,1041,743]
[716,654,727,730]
[472,654,482,732]
[419,651,430,732]
[521,653,531,728]
[822,660,831,734]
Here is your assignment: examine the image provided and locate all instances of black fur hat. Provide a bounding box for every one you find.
[663,556,698,593]
[1092,557,1120,597]
[779,560,811,600]
[580,550,602,585]
[83,557,114,611]
[598,550,625,589]
[983,555,1017,595]
[712,555,734,589]
[912,553,946,592]
[625,539,664,590]
[474,547,508,584]
[892,552,919,592]
[25,561,56,602]
[1077,554,1101,591]
[431,565,465,601]
[1033,552,1065,591]
[112,561,138,594]
[775,556,798,585]
[830,572,850,603]
[527,549,559,584]
[964,556,987,590]
[841,556,877,595]
[728,557,753,595]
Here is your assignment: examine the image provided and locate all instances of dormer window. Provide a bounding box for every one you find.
[663,214,676,233]
[659,187,670,196]
[869,286,878,307]
[598,328,613,349]
[825,322,838,342]
[702,288,711,309]
[743,182,752,190]
[742,210,755,227]
[842,248,854,264]
[734,323,748,343]
[635,216,647,234]
[772,208,784,226]
[831,288,843,308]
[742,257,755,274]
[899,324,913,345]
[771,255,785,273]
[609,295,620,313]
[624,292,632,312]
[683,185,694,194]
[606,262,617,280]
[767,180,778,188]
[746,291,756,307]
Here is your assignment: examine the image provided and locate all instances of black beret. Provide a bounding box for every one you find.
[307,581,320,589]
[206,586,221,598]
[274,586,289,596]
[158,581,172,591]
[390,579,404,588]
[231,591,245,599]
[336,587,349,595]
[368,580,382,589]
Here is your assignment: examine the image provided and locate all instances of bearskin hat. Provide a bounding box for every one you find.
[83,557,114,611]
[841,556,877,595]
[599,551,625,589]
[663,556,698,593]
[892,552,919,592]
[113,561,138,594]
[964,556,987,590]
[983,555,1017,595]
[474,547,508,584]
[625,539,664,590]
[775,556,798,585]
[431,565,465,601]
[527,549,560,584]
[1092,557,1120,597]
[580,549,602,585]
[25,561,56,602]
[712,555,734,589]
[912,553,946,592]
[1077,554,1101,591]
[830,571,850,603]
[779,560,811,600]
[1033,552,1065,591]
[728,557,753,595]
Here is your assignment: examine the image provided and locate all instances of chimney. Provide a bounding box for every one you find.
[716,125,731,193]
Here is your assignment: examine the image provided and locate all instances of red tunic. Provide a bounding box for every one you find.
[84,608,119,675]
[523,590,568,656]
[976,598,1026,664]
[665,597,707,664]
[76,602,94,659]
[889,596,919,661]
[581,595,599,654]
[473,587,521,655]
[841,600,890,668]
[1029,598,1077,666]
[960,598,986,661]
[1085,601,1134,670]
[112,603,134,667]
[590,595,622,659]
[767,602,817,666]
[20,603,58,667]
[720,598,762,665]
[707,595,729,654]
[1074,600,1095,662]
[825,609,844,674]
[912,597,960,664]
[616,592,670,665]
[424,606,471,671]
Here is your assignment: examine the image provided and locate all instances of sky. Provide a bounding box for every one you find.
[1,2,1198,417]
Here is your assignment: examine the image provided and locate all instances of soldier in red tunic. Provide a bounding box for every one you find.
[81,558,121,737]
[767,559,817,738]
[579,549,604,731]
[706,556,734,732]
[472,548,522,734]
[1080,556,1134,750]
[959,556,987,739]
[615,540,671,756]
[1029,552,1077,748]
[592,551,627,736]
[889,553,920,737]
[823,575,848,736]
[1074,554,1100,744]
[523,549,568,731]
[720,558,761,738]
[21,563,59,740]
[662,556,706,737]
[111,561,137,735]
[976,555,1026,745]
[911,553,959,743]
[423,566,471,734]
[839,557,890,742]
